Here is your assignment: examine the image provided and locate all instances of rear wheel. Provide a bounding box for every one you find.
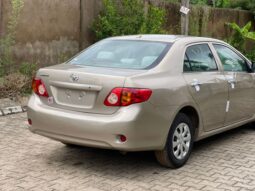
[155,113,194,168]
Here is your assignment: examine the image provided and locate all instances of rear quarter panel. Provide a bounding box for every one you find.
[124,42,202,145]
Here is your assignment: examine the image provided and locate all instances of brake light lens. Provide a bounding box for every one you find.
[104,88,152,107]
[28,119,32,125]
[32,78,49,97]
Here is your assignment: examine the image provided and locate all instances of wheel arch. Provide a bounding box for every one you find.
[155,105,200,168]
[173,105,201,141]
[158,103,203,151]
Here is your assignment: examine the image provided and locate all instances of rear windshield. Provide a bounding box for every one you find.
[69,40,171,70]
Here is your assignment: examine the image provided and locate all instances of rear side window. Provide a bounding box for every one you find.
[69,40,171,70]
[213,44,248,72]
[184,44,218,72]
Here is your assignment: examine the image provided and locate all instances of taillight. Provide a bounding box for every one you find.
[28,119,32,125]
[104,88,152,107]
[32,78,49,97]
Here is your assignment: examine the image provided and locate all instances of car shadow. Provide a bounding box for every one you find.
[45,123,254,173]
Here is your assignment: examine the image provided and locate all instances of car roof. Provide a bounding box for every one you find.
[108,34,223,44]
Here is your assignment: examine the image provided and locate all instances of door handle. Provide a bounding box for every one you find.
[191,79,202,87]
[227,79,236,84]
[226,76,236,84]
[226,76,236,89]
[191,79,202,92]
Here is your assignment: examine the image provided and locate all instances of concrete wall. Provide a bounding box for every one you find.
[1,0,80,67]
[80,0,102,49]
[189,5,255,39]
[0,0,254,68]
[151,1,254,38]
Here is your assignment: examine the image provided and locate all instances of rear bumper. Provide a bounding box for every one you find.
[27,95,174,151]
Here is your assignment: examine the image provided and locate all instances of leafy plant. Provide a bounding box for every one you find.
[0,0,24,76]
[140,5,166,34]
[214,0,230,7]
[226,22,255,51]
[92,0,166,41]
[19,62,37,77]
[190,0,208,5]
[226,21,255,60]
[229,0,255,13]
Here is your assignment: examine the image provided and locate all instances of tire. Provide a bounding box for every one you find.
[155,113,194,168]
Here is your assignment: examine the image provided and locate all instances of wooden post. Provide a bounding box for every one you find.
[181,0,190,35]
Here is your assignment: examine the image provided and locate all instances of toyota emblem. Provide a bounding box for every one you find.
[70,74,79,82]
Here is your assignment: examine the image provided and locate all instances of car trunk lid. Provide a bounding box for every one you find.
[37,64,145,114]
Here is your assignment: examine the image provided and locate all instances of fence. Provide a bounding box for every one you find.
[0,0,254,68]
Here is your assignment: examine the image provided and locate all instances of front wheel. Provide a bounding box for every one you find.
[155,113,194,168]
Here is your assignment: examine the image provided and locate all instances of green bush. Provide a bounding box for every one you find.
[215,0,230,8]
[92,0,166,41]
[246,51,255,61]
[19,62,37,77]
[226,21,255,61]
[229,0,255,13]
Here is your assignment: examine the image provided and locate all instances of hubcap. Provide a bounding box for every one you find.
[172,123,191,160]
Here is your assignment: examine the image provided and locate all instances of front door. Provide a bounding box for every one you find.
[213,44,255,125]
[183,43,229,131]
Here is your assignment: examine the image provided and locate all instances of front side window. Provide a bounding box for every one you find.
[184,44,218,72]
[69,40,171,70]
[213,44,247,72]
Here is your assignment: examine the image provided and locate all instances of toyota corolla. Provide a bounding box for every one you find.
[27,35,255,168]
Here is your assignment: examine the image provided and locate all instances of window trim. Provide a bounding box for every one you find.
[183,43,219,73]
[184,53,193,72]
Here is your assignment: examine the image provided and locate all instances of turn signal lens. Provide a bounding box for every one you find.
[104,88,152,107]
[32,78,49,97]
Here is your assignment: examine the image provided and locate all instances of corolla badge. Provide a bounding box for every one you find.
[70,73,79,82]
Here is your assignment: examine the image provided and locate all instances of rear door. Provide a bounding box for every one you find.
[213,44,255,125]
[183,43,229,131]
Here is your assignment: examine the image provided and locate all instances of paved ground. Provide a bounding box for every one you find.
[1,113,255,191]
[0,97,28,109]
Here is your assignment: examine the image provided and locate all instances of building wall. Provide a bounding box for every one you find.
[80,0,102,50]
[1,0,80,67]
